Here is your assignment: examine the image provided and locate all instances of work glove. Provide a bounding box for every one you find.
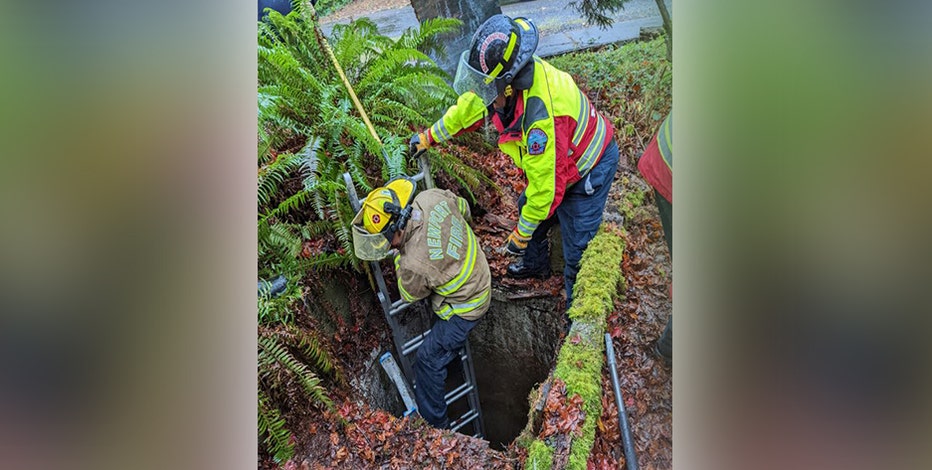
[409,131,431,158]
[502,228,531,256]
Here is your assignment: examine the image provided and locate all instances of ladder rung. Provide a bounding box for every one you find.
[401,329,432,356]
[450,409,479,433]
[401,332,470,361]
[410,170,427,183]
[389,301,412,316]
[445,382,474,405]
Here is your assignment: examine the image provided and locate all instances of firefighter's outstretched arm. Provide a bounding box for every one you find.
[409,92,489,154]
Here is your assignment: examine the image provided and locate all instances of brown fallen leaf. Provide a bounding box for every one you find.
[482,212,513,230]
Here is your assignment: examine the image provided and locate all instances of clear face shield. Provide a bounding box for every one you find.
[452,50,501,106]
[351,209,391,261]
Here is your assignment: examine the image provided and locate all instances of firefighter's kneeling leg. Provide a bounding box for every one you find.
[414,315,477,428]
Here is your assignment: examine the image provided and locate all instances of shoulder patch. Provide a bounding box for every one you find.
[527,128,548,155]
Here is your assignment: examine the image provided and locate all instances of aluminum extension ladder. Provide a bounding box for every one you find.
[342,155,485,438]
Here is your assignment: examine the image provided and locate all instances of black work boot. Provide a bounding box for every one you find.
[653,318,672,368]
[506,257,550,279]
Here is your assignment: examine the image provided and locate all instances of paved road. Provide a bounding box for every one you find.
[321,0,671,58]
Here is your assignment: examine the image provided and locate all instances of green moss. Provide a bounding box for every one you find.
[526,224,627,469]
[527,439,554,469]
[625,185,647,209]
[554,324,605,470]
[619,179,649,222]
[569,226,627,320]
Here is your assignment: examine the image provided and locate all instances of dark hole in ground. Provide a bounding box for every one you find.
[352,289,565,451]
[469,292,565,450]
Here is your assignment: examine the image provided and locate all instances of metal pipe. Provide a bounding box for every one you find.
[605,333,639,470]
[257,275,287,297]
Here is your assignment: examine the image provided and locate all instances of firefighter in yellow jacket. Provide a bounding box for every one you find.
[410,14,620,307]
[352,177,490,429]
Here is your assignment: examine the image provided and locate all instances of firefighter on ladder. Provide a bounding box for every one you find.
[410,14,620,309]
[352,177,491,429]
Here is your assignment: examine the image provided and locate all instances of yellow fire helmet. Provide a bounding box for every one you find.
[352,177,415,261]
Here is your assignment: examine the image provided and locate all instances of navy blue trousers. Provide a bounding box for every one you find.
[654,189,673,357]
[413,314,478,428]
[519,140,620,306]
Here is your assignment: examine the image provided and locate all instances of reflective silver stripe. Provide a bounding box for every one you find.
[571,89,591,148]
[436,288,491,320]
[437,305,455,320]
[450,289,490,312]
[432,119,452,143]
[657,114,673,170]
[439,119,452,140]
[457,197,468,215]
[435,229,478,296]
[575,112,606,177]
[398,279,417,302]
[517,214,537,237]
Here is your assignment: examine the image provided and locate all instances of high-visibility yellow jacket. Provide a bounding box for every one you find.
[393,189,491,321]
[426,58,615,237]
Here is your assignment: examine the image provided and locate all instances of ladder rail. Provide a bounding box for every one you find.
[344,171,417,380]
[344,161,486,438]
[462,341,486,436]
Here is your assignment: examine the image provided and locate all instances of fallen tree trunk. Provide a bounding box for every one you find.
[524,224,627,469]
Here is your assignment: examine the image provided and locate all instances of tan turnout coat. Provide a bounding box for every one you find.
[393,189,491,321]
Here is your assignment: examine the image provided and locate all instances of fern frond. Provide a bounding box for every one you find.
[258,390,295,463]
[278,252,355,274]
[429,148,498,202]
[397,17,464,58]
[280,324,341,381]
[258,152,304,208]
[264,223,302,258]
[356,48,436,93]
[303,219,335,237]
[259,335,334,410]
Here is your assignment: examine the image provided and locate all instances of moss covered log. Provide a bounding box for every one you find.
[526,224,626,469]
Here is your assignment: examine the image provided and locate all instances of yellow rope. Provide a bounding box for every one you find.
[306,3,383,146]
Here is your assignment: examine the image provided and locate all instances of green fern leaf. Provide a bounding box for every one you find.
[258,390,295,463]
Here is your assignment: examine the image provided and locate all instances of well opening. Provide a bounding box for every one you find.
[470,291,565,449]
[350,288,565,450]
